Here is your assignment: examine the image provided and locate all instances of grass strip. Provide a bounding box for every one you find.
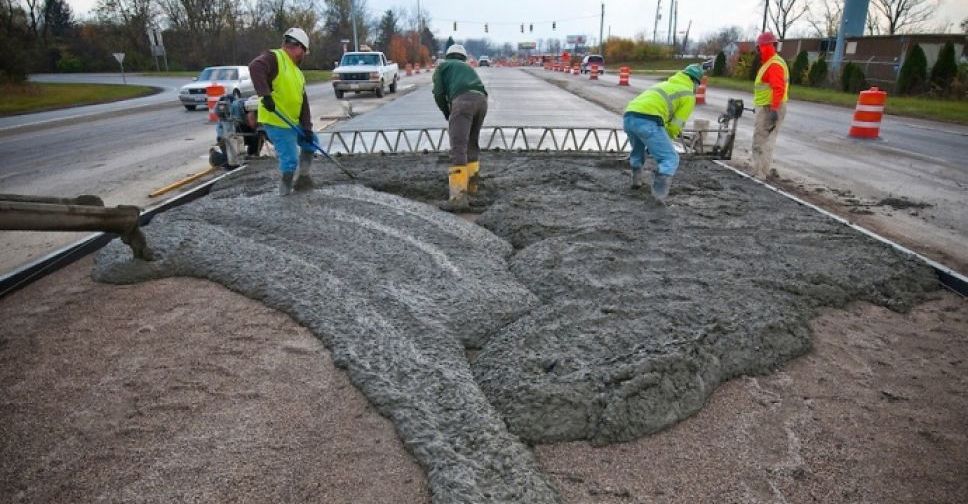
[0,82,156,116]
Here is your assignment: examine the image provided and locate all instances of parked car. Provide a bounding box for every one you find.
[478,55,491,67]
[702,57,715,71]
[178,66,255,111]
[580,54,605,74]
[331,51,400,99]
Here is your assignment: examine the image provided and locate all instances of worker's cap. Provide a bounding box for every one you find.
[446,44,468,59]
[682,63,704,84]
[284,27,310,53]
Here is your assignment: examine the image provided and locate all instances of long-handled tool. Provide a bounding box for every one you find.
[270,108,356,179]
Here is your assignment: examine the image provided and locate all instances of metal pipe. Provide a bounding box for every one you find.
[0,201,154,261]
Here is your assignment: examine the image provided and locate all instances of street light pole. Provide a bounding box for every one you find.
[761,0,769,33]
[599,3,604,55]
[350,0,359,51]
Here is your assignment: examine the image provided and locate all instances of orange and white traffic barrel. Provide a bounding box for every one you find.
[415,63,422,73]
[618,66,630,86]
[206,84,225,122]
[589,64,599,80]
[696,76,707,105]
[572,64,579,75]
[405,63,413,76]
[849,87,887,139]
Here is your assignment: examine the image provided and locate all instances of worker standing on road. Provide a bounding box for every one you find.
[249,27,316,196]
[622,64,703,202]
[433,44,488,209]
[751,32,790,180]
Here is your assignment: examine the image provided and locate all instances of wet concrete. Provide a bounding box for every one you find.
[93,152,938,502]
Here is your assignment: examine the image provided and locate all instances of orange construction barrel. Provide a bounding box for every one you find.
[206,84,225,122]
[696,76,708,105]
[589,63,599,80]
[405,63,413,76]
[849,87,887,139]
[572,64,579,75]
[618,66,630,86]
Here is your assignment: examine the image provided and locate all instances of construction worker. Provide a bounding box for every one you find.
[622,63,703,202]
[249,27,317,196]
[752,31,790,180]
[432,44,488,208]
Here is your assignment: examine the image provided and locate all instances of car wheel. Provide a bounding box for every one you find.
[184,105,197,111]
[389,78,397,93]
[335,89,344,99]
[375,81,385,98]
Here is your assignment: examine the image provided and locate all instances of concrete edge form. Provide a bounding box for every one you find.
[0,167,239,299]
[712,160,968,297]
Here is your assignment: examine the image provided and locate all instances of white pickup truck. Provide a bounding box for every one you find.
[331,51,400,99]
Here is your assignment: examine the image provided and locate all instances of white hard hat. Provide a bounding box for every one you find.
[446,44,467,58]
[284,27,310,53]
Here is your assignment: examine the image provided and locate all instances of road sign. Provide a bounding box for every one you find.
[518,41,536,50]
[113,52,125,64]
[566,35,587,45]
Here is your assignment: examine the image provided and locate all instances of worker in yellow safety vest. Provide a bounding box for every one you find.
[752,31,790,180]
[622,64,703,203]
[249,27,317,196]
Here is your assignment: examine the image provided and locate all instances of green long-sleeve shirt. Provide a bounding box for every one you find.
[432,58,487,118]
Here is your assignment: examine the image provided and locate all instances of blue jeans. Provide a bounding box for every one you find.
[262,124,319,174]
[623,114,679,177]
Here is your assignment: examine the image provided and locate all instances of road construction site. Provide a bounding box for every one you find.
[2,67,967,503]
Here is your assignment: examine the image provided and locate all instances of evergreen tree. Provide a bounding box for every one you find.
[896,43,927,95]
[840,62,867,94]
[445,35,455,50]
[790,50,808,85]
[712,51,726,76]
[807,57,828,87]
[929,41,957,95]
[420,26,437,55]
[375,9,397,52]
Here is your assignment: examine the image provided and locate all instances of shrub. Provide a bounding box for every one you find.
[807,57,828,87]
[896,43,928,95]
[712,51,726,76]
[930,41,957,96]
[732,51,757,79]
[57,56,84,73]
[840,62,867,94]
[790,50,809,85]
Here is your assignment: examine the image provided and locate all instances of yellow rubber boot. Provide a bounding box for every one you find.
[448,165,469,201]
[466,161,480,194]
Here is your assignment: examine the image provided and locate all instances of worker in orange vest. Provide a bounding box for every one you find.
[751,32,790,180]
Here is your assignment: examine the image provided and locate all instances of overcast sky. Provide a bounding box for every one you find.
[67,0,968,45]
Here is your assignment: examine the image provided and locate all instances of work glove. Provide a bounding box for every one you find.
[766,108,779,133]
[261,95,275,112]
[301,128,315,143]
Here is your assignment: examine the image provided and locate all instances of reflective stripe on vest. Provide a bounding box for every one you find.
[653,87,694,126]
[258,49,306,128]
[754,54,789,107]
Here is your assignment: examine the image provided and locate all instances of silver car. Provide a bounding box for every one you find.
[178,66,255,111]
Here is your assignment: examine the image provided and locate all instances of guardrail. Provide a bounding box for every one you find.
[320,127,633,155]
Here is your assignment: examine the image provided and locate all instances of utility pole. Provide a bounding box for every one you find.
[599,2,605,55]
[667,0,674,45]
[350,0,359,51]
[761,0,769,33]
[672,0,678,49]
[653,0,662,43]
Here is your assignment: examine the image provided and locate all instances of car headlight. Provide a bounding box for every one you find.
[179,88,189,95]
[369,72,379,79]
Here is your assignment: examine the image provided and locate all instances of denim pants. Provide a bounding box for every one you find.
[623,114,679,177]
[262,124,319,174]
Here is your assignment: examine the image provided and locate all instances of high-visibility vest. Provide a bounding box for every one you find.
[753,54,789,107]
[258,49,305,128]
[625,72,696,138]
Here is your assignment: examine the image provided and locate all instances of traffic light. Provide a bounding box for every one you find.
[529,23,533,33]
[484,23,488,33]
[552,21,556,30]
[520,24,524,33]
[453,21,457,31]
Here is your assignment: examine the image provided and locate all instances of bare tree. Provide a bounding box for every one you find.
[697,25,741,55]
[806,0,842,37]
[871,0,940,35]
[24,0,42,36]
[768,0,810,39]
